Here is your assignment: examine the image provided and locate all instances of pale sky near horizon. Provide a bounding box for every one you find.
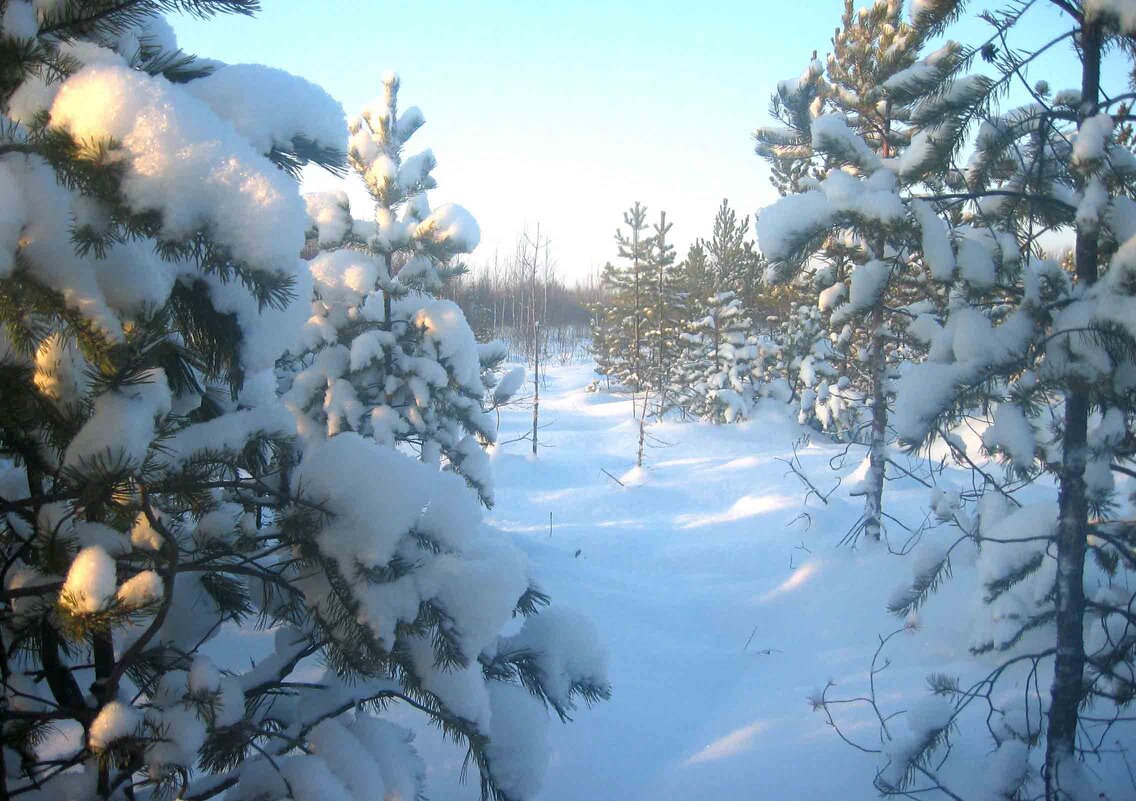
[172,1,1127,283]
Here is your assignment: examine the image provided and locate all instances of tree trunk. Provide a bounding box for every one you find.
[531,321,540,456]
[632,226,641,394]
[656,212,668,417]
[862,300,887,542]
[636,410,646,468]
[94,628,114,797]
[382,254,394,400]
[1045,19,1102,798]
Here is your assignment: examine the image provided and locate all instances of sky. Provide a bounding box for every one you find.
[171,1,1130,283]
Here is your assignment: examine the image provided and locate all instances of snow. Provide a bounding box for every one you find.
[184,64,346,156]
[416,532,531,658]
[40,51,320,370]
[878,694,954,790]
[115,570,163,608]
[494,365,527,404]
[33,332,89,408]
[758,190,834,267]
[911,199,955,280]
[310,249,381,306]
[88,701,142,751]
[407,636,491,729]
[305,190,354,245]
[1072,113,1114,165]
[1085,0,1136,34]
[843,259,891,315]
[279,754,355,801]
[9,6,1135,793]
[415,202,481,253]
[145,705,207,771]
[882,61,937,95]
[5,155,122,337]
[49,58,308,274]
[895,305,1035,444]
[347,716,424,799]
[189,655,223,695]
[984,740,1030,798]
[500,607,608,711]
[61,545,117,613]
[154,404,296,470]
[414,299,484,391]
[307,719,388,801]
[981,402,1036,470]
[0,161,25,277]
[373,363,1135,801]
[1,1,36,38]
[294,432,434,573]
[810,114,881,169]
[213,676,247,727]
[759,167,905,273]
[63,369,171,473]
[776,58,823,97]
[1077,176,1109,231]
[817,281,847,311]
[130,512,164,551]
[486,683,551,799]
[4,70,57,125]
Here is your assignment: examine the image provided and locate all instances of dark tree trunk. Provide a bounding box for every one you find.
[862,300,887,542]
[1044,17,1102,799]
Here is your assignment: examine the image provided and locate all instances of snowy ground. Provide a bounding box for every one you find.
[398,362,1112,801]
[198,362,1131,800]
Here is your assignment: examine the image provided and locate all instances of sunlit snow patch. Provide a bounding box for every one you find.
[674,494,794,529]
[685,720,768,765]
[755,561,822,604]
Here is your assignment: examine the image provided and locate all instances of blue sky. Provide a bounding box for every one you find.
[172,1,1129,282]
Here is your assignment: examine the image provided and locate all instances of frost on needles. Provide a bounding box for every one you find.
[0,4,607,801]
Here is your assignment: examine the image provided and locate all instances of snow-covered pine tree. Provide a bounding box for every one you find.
[672,201,761,422]
[642,210,682,415]
[293,73,513,507]
[754,51,840,421]
[677,288,755,423]
[587,204,656,400]
[705,200,757,309]
[755,0,955,541]
[587,260,619,387]
[670,242,709,417]
[675,239,712,327]
[0,7,607,801]
[756,52,826,199]
[770,299,826,410]
[877,2,1136,797]
[611,202,651,392]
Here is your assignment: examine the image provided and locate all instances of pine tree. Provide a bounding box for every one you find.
[289,74,510,507]
[884,3,1136,797]
[756,53,826,198]
[612,202,651,391]
[755,0,954,541]
[677,289,756,423]
[587,204,654,396]
[0,7,607,801]
[671,201,762,422]
[670,243,708,417]
[642,210,682,415]
[588,261,619,387]
[799,2,1136,799]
